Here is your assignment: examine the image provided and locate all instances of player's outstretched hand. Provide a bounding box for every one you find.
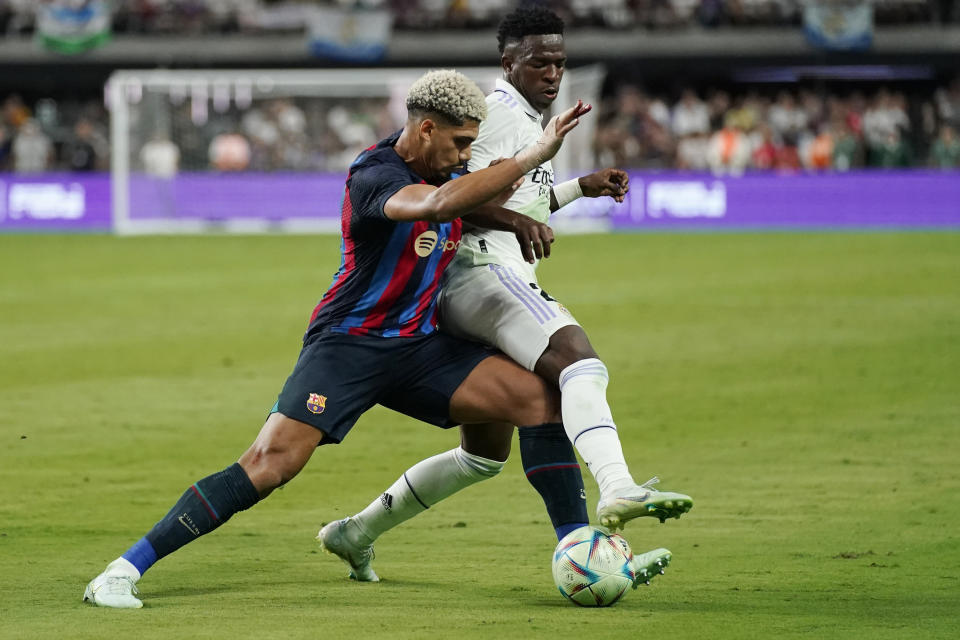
[539,99,591,156]
[580,168,630,203]
[510,216,555,264]
[516,100,592,172]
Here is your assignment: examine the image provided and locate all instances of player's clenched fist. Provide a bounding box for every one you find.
[579,169,629,203]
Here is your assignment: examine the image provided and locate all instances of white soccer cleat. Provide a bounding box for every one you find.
[596,476,693,530]
[83,570,143,609]
[630,547,672,588]
[317,518,380,583]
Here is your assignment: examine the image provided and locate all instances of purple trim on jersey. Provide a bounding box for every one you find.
[489,264,556,324]
[494,89,519,109]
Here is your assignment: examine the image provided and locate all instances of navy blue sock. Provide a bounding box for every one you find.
[519,423,589,541]
[122,463,260,576]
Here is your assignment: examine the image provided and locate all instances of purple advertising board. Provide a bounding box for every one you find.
[0,173,112,231]
[577,170,960,230]
[127,173,348,221]
[2,171,958,232]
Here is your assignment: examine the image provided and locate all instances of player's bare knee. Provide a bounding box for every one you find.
[238,439,309,494]
[239,449,282,494]
[537,327,599,382]
[460,423,513,462]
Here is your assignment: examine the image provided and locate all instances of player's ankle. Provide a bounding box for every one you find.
[105,557,141,582]
[346,516,376,546]
[597,471,636,501]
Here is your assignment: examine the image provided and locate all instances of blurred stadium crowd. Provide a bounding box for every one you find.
[3,79,959,173]
[594,80,960,171]
[0,95,110,173]
[1,0,957,33]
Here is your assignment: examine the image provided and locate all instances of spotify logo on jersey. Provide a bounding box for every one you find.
[414,230,460,257]
[414,230,438,257]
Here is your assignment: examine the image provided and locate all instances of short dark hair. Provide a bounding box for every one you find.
[496,5,565,54]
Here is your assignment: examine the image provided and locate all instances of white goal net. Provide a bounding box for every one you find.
[107,66,605,235]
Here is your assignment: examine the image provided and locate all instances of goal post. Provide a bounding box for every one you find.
[107,66,605,235]
[553,63,606,182]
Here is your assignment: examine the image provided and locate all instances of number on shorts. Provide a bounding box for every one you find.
[528,282,556,302]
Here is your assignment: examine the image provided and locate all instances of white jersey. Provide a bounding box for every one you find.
[439,79,579,370]
[454,78,553,272]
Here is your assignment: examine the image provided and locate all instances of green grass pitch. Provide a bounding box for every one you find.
[1,232,958,639]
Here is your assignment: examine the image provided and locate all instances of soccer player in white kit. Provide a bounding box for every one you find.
[442,6,692,530]
[318,7,692,584]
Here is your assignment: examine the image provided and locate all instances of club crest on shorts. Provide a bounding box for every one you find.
[306,393,327,414]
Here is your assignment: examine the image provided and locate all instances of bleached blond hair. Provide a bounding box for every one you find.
[406,69,487,125]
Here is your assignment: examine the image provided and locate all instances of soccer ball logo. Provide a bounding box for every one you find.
[552,525,635,607]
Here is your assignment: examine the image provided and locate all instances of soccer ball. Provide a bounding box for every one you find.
[552,525,635,607]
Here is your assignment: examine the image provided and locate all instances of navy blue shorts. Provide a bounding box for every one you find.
[272,331,495,445]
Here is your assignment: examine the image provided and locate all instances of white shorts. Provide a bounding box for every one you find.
[439,262,580,371]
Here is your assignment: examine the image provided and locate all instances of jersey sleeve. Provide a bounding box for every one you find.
[347,162,412,220]
[468,101,519,173]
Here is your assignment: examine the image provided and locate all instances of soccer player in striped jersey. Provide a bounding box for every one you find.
[83,69,588,608]
[326,7,691,580]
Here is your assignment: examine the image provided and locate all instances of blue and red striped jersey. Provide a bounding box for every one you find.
[306,131,462,339]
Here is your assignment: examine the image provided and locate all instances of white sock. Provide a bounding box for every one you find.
[105,557,141,581]
[351,447,504,544]
[558,358,635,499]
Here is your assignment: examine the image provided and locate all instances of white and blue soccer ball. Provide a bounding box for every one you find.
[551,525,635,607]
